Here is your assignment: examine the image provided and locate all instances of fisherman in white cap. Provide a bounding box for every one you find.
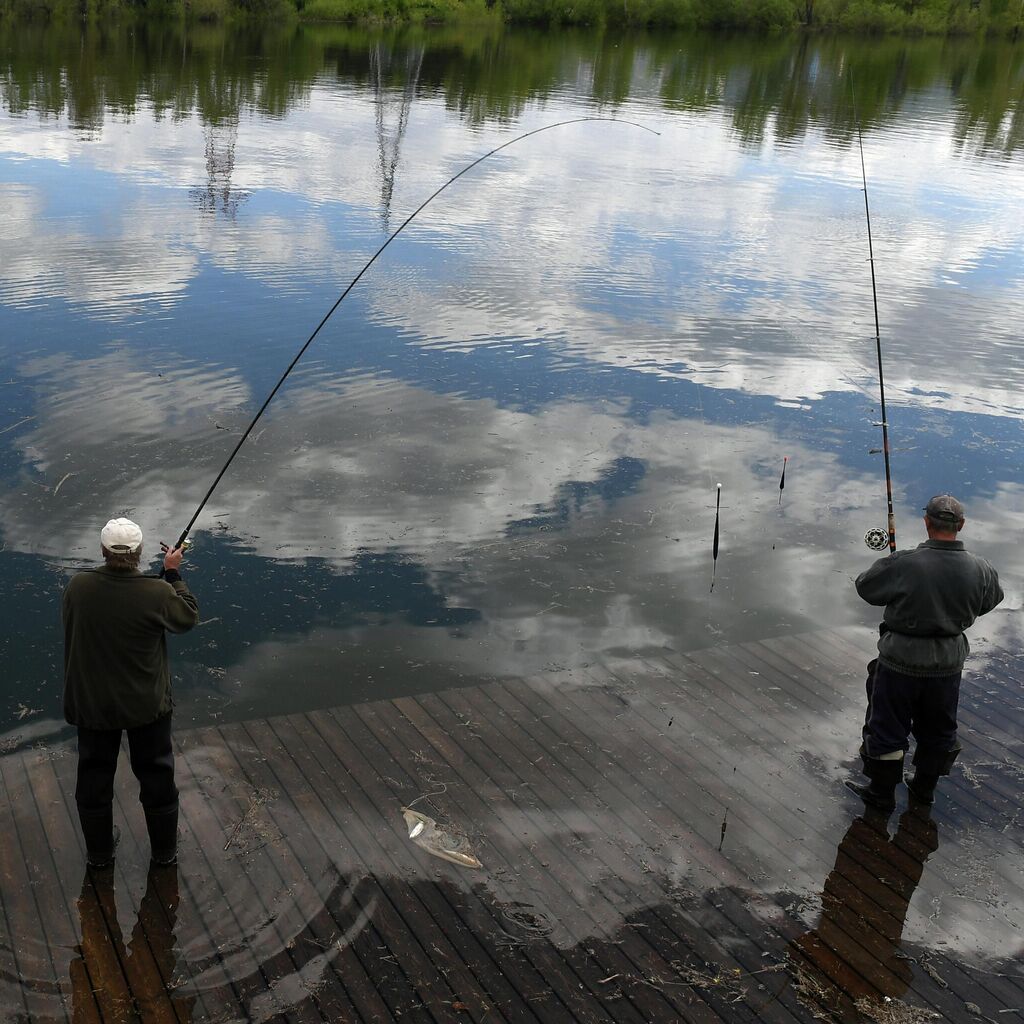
[847,495,1002,811]
[62,518,199,868]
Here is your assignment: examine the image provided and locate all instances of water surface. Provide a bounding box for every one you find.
[0,21,1021,734]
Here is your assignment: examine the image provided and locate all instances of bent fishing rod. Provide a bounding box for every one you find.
[169,116,658,553]
[852,85,897,555]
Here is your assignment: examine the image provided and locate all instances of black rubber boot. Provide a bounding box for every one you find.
[846,752,904,812]
[845,779,897,811]
[79,805,120,869]
[145,804,179,866]
[906,772,939,804]
[908,743,961,806]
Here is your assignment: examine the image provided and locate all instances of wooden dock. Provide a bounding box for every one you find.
[1,627,1021,1023]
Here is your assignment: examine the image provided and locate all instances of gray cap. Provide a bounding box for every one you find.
[924,494,964,523]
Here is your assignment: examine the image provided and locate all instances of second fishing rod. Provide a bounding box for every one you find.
[852,82,897,555]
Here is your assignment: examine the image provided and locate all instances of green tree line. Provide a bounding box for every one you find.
[2,21,1022,154]
[2,0,1024,33]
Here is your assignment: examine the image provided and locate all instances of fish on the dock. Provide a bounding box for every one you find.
[402,807,482,869]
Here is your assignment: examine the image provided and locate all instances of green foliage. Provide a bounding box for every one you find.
[1,19,1021,155]
[0,0,1020,30]
[298,0,495,21]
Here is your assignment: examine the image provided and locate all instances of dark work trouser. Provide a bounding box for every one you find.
[76,713,178,859]
[862,659,962,773]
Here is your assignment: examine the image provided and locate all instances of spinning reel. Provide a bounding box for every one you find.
[864,528,890,551]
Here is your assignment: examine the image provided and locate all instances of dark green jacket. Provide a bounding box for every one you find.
[62,566,199,729]
[855,539,1002,677]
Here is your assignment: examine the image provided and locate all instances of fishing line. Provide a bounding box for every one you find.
[170,116,660,551]
[851,80,897,554]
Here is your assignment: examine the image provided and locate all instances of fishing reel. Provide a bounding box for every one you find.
[864,528,889,551]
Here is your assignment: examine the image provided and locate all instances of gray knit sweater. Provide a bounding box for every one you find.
[855,539,1003,677]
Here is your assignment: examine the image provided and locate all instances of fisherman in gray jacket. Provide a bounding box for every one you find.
[847,494,1002,811]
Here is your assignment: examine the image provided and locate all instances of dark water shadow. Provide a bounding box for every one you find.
[788,806,941,1022]
[72,864,195,1022]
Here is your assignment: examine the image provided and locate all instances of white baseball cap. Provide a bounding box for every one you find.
[100,517,143,553]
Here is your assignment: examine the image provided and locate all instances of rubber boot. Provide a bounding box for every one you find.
[907,743,961,806]
[906,771,939,805]
[845,752,904,812]
[145,804,179,866]
[78,805,120,869]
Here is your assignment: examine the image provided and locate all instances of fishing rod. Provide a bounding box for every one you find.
[169,116,659,552]
[852,84,897,555]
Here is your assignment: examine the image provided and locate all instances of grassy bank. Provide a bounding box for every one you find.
[1,0,1022,34]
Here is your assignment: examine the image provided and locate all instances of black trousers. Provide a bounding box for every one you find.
[862,659,961,761]
[76,712,178,815]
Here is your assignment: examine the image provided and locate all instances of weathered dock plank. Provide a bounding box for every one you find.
[0,629,1020,1023]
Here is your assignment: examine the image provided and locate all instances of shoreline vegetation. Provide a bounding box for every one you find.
[3,22,1020,155]
[2,0,1023,35]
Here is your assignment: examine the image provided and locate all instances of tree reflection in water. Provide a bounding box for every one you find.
[790,807,939,1023]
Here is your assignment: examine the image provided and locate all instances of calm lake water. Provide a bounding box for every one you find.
[0,23,1021,740]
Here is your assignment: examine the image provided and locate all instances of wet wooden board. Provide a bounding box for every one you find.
[0,627,1020,1023]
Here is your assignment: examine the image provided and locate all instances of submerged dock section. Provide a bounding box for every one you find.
[1,627,1021,1022]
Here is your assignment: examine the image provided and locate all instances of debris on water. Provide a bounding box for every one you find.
[53,472,76,496]
[853,995,942,1023]
[224,786,275,851]
[0,415,35,436]
[500,901,553,934]
[402,807,482,869]
[718,807,729,852]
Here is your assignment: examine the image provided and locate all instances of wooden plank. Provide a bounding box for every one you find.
[310,703,581,1024]
[760,630,1023,770]
[103,761,214,1023]
[0,752,63,1024]
[1,625,1019,1024]
[802,630,1024,788]
[172,726,301,1021]
[643,644,1021,1016]
[0,749,96,1023]
[30,744,145,1024]
[478,675,808,1022]
[344,692,622,1019]
[267,710,548,1024]
[567,656,971,1020]
[192,722,369,1023]
[135,729,268,1015]
[393,689,724,1024]
[756,633,1024,891]
[794,629,1024,836]
[668,636,1019,895]
[241,714,437,1024]
[444,681,778,1024]
[354,697,647,1024]
[652,647,1013,923]
[407,679,729,1024]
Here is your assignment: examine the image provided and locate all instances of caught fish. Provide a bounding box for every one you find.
[402,807,482,869]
